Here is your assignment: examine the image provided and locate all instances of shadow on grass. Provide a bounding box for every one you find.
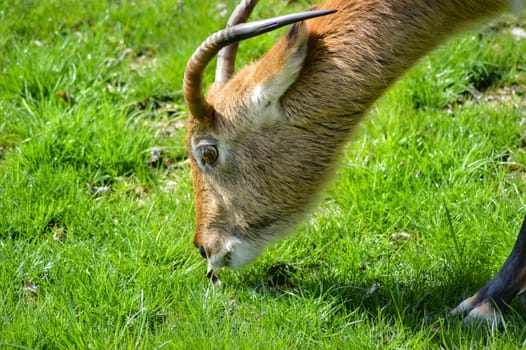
[237,259,526,340]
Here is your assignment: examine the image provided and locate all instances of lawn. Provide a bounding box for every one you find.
[1,0,526,348]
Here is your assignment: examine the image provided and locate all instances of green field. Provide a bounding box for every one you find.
[1,0,526,348]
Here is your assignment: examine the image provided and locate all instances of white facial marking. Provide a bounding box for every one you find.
[207,236,265,271]
[229,240,265,268]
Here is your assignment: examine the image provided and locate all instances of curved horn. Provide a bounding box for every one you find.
[183,8,337,124]
[215,0,260,85]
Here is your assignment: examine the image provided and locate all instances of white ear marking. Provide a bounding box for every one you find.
[251,84,282,127]
[250,49,305,108]
[251,85,267,107]
[249,23,309,126]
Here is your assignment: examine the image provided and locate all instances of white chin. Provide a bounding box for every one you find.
[228,239,265,269]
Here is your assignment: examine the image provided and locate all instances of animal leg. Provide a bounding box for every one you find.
[452,214,526,325]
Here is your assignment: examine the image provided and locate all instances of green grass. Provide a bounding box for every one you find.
[1,0,526,348]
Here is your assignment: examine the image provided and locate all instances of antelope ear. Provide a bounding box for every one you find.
[250,21,309,120]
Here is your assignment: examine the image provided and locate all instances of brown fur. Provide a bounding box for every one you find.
[186,0,518,288]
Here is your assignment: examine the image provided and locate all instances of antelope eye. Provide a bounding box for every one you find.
[198,144,218,166]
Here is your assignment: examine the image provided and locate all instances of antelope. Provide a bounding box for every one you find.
[183,0,526,323]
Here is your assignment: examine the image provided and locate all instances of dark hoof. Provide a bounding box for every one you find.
[451,293,504,327]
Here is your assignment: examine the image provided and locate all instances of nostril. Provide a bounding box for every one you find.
[198,246,207,259]
[223,251,232,266]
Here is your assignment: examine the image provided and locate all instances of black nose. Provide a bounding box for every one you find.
[198,246,207,259]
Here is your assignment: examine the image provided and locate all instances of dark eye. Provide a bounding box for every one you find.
[198,144,218,166]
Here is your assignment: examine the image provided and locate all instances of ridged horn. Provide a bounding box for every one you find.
[183,8,337,124]
[215,0,260,86]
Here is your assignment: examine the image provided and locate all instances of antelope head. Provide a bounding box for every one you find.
[184,1,337,279]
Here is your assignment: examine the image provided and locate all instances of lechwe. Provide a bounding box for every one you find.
[183,0,526,323]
